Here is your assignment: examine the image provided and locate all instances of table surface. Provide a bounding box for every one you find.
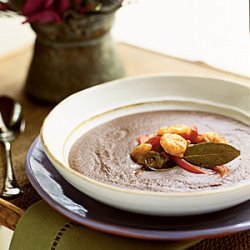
[0,43,249,249]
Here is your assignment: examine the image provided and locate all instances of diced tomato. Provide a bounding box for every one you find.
[137,134,162,151]
[190,126,200,143]
[180,125,199,144]
[147,135,162,151]
[212,165,230,178]
[171,156,209,174]
[136,134,152,144]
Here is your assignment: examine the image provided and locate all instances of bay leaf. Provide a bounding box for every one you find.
[184,142,240,168]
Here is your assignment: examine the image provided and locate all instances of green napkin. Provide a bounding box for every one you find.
[10,201,200,250]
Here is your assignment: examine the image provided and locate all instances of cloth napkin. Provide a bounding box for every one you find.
[9,201,200,250]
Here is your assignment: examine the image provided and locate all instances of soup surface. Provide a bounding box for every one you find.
[69,111,250,192]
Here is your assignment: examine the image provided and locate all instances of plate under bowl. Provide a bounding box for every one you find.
[40,75,250,215]
[27,138,250,240]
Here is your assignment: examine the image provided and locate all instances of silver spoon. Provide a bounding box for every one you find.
[0,96,25,198]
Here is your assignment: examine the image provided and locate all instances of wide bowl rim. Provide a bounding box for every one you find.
[40,74,250,198]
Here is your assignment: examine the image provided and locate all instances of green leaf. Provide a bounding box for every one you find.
[184,142,240,168]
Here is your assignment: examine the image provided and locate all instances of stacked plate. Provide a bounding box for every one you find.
[27,75,250,240]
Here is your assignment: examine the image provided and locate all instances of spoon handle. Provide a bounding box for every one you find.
[1,141,22,198]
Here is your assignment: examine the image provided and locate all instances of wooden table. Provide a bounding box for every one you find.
[0,43,249,247]
[1,43,249,90]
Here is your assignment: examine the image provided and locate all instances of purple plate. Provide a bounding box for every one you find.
[26,138,250,240]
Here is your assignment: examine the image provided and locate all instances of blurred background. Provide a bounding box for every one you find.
[0,0,249,77]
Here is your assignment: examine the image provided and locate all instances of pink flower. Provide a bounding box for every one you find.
[22,0,71,23]
[0,2,9,11]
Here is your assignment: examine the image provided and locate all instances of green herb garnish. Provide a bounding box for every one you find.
[144,151,165,170]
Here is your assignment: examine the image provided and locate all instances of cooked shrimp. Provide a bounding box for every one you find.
[157,125,191,136]
[130,143,152,164]
[160,133,188,158]
[198,132,227,144]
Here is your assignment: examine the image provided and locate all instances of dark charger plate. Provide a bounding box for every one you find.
[26,138,250,240]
